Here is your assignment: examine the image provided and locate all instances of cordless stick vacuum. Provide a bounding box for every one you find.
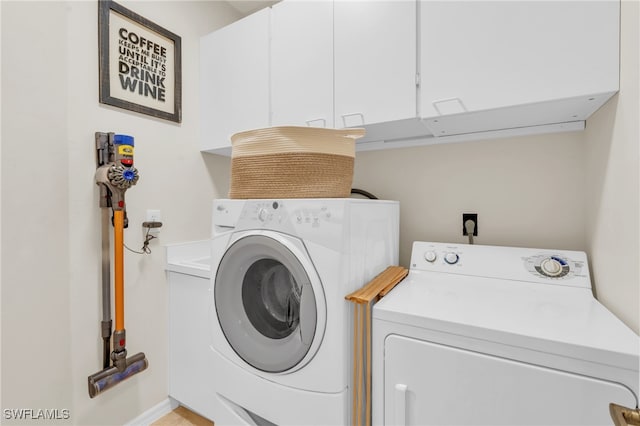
[89,132,147,398]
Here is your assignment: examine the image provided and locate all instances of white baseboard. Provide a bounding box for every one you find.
[125,397,180,426]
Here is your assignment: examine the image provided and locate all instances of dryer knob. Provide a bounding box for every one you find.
[424,251,437,263]
[444,252,459,265]
[540,257,563,276]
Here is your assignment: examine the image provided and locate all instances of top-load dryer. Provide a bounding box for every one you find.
[373,241,639,425]
[209,198,399,425]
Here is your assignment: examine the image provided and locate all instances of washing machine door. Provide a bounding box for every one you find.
[214,231,326,373]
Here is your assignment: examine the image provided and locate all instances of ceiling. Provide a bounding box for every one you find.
[225,0,281,17]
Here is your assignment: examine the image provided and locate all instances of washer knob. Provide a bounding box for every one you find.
[444,252,459,265]
[258,208,268,222]
[424,251,437,263]
[541,257,563,276]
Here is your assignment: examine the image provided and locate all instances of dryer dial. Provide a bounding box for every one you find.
[424,251,437,263]
[540,257,563,277]
[525,254,574,279]
[444,252,459,265]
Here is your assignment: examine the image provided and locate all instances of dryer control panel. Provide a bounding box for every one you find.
[522,254,585,279]
[410,242,590,289]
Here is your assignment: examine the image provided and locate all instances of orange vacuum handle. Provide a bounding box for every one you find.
[114,209,125,331]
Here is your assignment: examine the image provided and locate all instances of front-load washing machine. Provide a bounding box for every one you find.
[373,241,639,425]
[208,198,399,425]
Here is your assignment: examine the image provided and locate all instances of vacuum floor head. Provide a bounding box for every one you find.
[88,352,148,398]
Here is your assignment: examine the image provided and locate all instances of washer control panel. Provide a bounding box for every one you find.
[241,200,335,228]
[411,242,590,288]
[226,200,347,249]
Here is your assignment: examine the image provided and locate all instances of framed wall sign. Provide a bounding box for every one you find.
[98,0,182,123]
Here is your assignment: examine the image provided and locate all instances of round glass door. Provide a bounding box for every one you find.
[214,234,322,373]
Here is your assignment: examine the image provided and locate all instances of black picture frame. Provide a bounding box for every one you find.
[98,0,182,123]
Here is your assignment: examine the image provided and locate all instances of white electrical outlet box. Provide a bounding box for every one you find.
[146,209,161,222]
[145,209,162,236]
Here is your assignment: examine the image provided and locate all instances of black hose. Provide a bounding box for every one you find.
[351,188,379,199]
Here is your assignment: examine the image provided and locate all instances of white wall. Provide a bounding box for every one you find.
[1,1,237,424]
[584,0,639,334]
[1,2,74,419]
[353,132,587,266]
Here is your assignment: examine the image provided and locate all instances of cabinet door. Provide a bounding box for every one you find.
[200,9,270,154]
[385,335,636,425]
[334,1,417,128]
[271,1,333,128]
[168,272,213,415]
[420,1,620,119]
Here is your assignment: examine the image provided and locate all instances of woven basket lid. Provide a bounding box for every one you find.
[230,126,365,158]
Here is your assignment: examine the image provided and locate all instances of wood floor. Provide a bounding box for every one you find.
[151,406,214,426]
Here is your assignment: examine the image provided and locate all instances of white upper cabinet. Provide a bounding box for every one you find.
[200,8,270,154]
[334,1,417,128]
[419,0,620,138]
[271,1,334,128]
[200,0,620,154]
